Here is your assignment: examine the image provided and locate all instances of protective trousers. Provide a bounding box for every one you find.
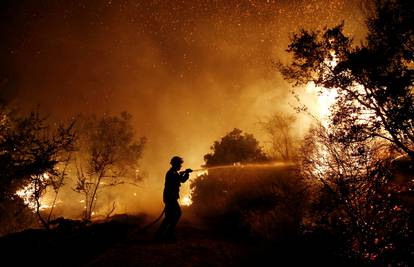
[156,200,181,239]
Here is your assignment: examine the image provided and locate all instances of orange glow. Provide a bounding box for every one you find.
[4,1,367,218]
[15,173,54,212]
[180,195,193,206]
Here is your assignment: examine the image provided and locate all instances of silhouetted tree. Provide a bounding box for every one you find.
[0,107,75,229]
[73,112,145,220]
[259,112,298,161]
[204,128,268,167]
[279,0,414,159]
[279,0,414,265]
[46,153,73,224]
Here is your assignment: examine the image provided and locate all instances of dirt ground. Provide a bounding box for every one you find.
[0,213,352,267]
[84,220,257,267]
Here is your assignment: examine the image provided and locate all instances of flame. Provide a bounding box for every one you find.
[15,173,56,212]
[304,52,339,125]
[306,78,377,129]
[180,170,207,206]
[303,54,384,178]
[306,81,337,127]
[180,195,193,206]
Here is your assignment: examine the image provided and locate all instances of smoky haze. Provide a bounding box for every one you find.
[0,0,367,215]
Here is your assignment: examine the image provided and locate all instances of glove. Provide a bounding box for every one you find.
[185,168,193,173]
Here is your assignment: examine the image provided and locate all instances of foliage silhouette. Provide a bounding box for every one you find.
[0,106,75,229]
[279,0,414,159]
[203,128,268,167]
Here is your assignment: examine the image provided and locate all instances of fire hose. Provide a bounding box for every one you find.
[136,168,197,232]
[138,207,166,231]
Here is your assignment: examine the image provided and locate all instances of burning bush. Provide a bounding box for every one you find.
[0,106,75,232]
[278,1,414,265]
[298,124,413,265]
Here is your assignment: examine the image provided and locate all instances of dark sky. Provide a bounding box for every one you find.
[0,0,367,210]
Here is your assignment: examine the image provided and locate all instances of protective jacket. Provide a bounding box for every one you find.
[163,168,190,203]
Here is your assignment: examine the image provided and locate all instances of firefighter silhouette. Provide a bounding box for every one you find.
[156,156,192,240]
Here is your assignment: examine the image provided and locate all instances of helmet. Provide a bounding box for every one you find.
[170,156,184,165]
